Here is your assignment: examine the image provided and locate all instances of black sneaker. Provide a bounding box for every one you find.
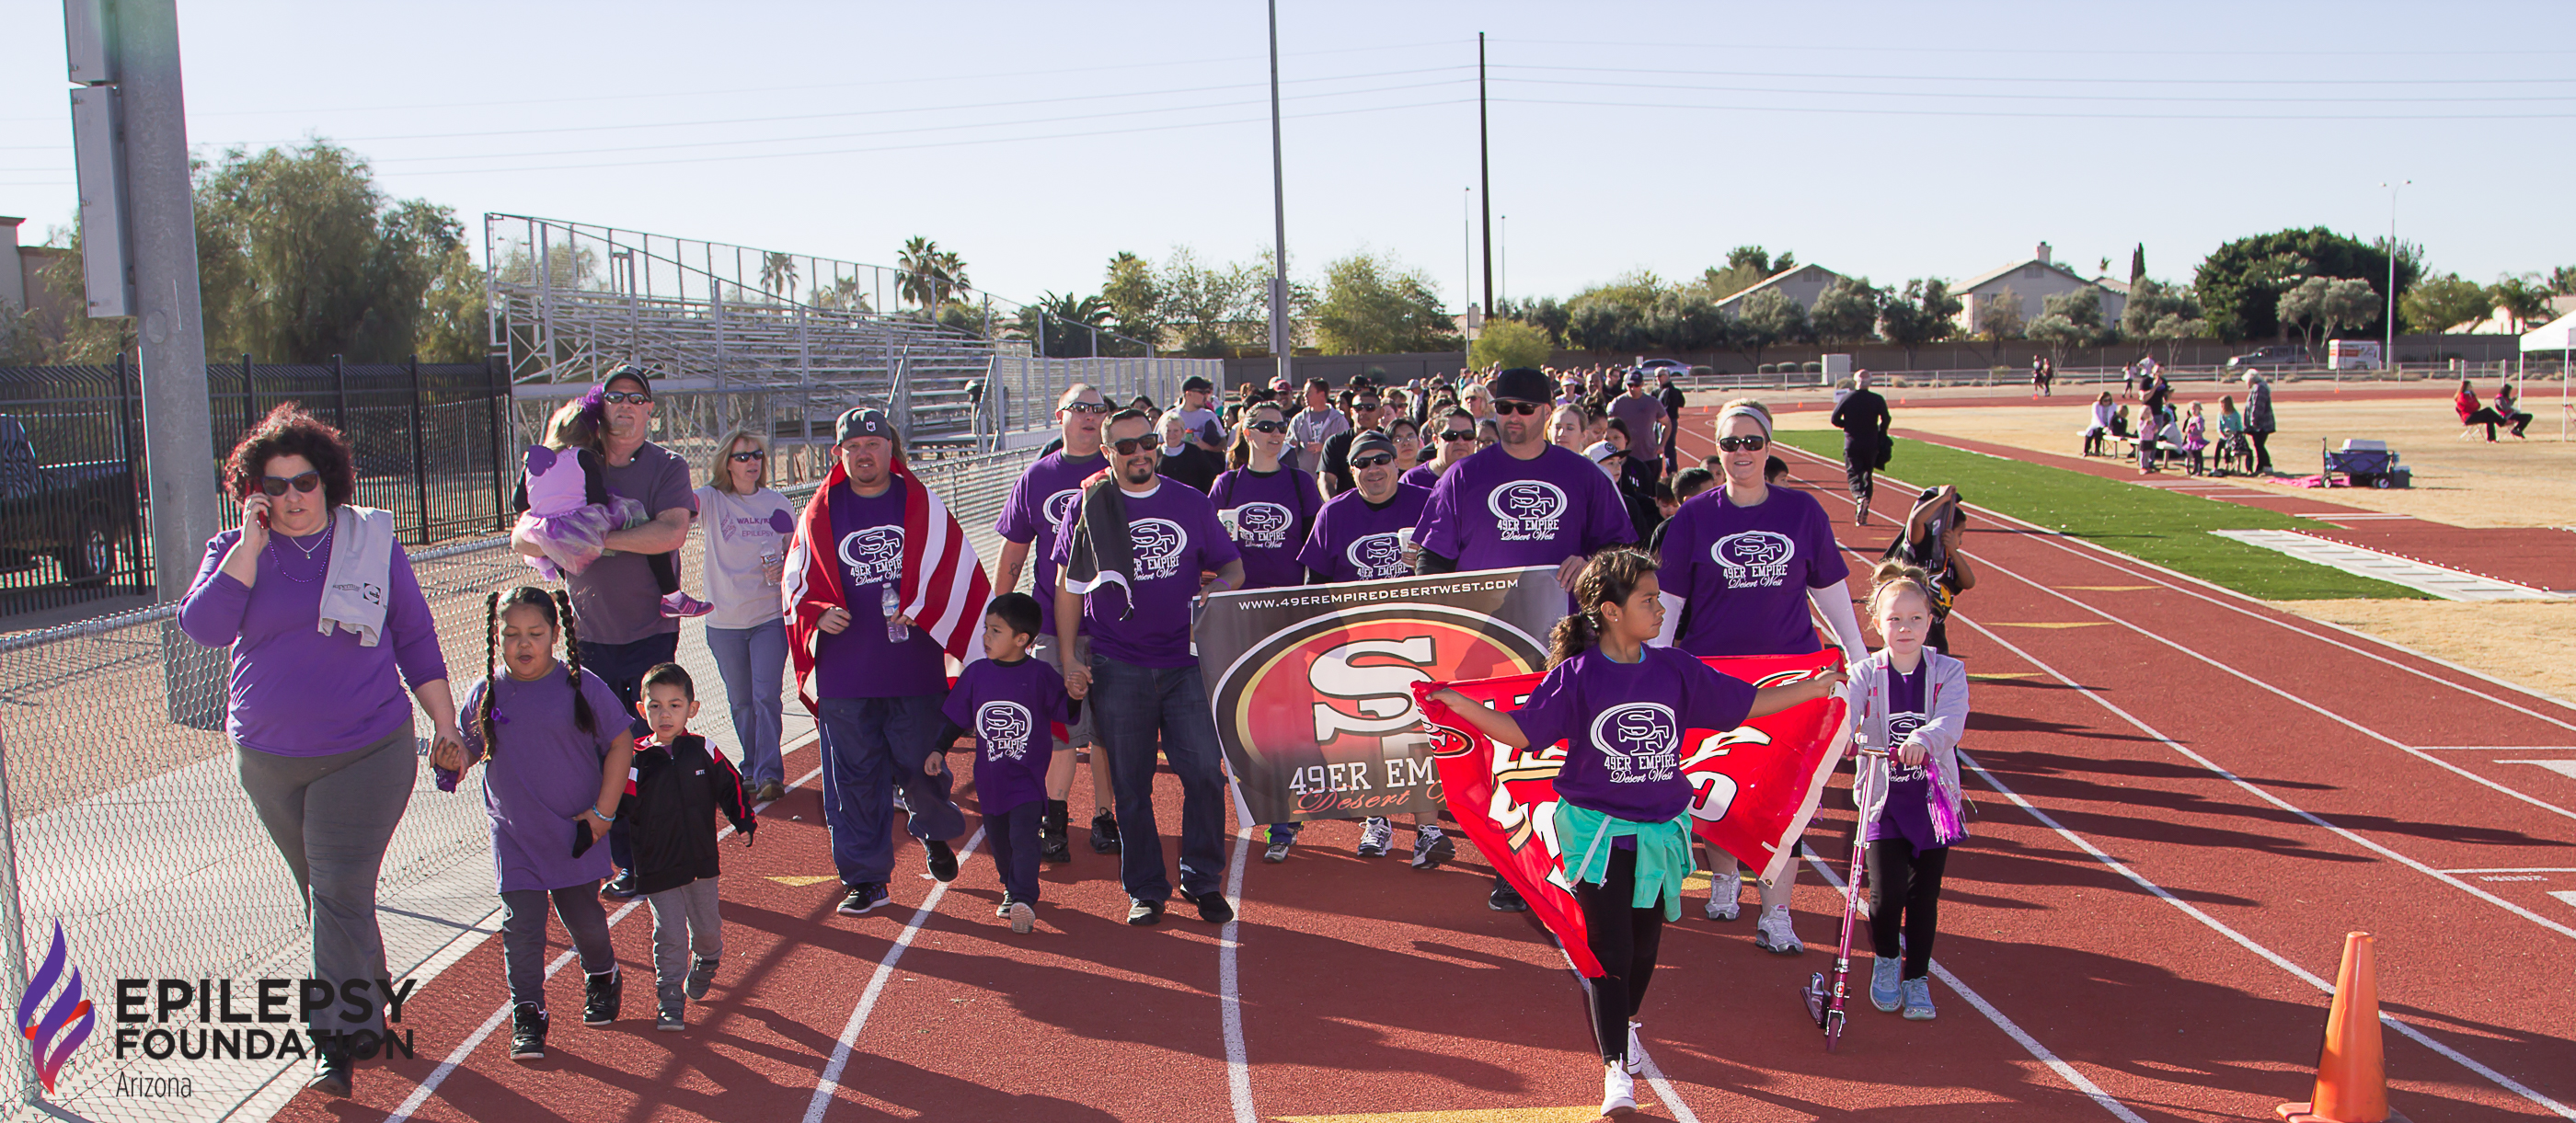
[1089,811,1121,854]
[656,1001,684,1033]
[925,839,960,883]
[1124,898,1166,926]
[306,1033,353,1097]
[1040,800,1073,864]
[600,869,639,900]
[582,967,623,1026]
[1411,830,1456,870]
[1178,886,1235,924]
[838,883,890,915]
[1489,877,1530,913]
[508,1003,546,1060]
[684,956,719,1002]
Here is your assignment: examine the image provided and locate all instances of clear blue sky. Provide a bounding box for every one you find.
[4,1,2569,312]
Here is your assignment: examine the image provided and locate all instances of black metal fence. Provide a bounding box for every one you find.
[0,357,510,618]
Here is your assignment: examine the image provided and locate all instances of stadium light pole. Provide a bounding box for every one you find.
[1478,32,1493,318]
[1266,0,1291,387]
[2382,179,2409,373]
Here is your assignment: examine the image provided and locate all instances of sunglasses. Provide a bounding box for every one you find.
[1063,401,1112,415]
[1350,453,1395,469]
[1494,401,1544,416]
[1246,419,1288,433]
[1353,400,1381,411]
[1110,436,1159,455]
[600,391,653,406]
[1717,435,1770,453]
[1440,430,1476,441]
[729,450,765,463]
[259,471,322,496]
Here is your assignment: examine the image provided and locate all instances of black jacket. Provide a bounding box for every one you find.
[1159,443,1224,493]
[625,734,756,895]
[1832,389,1893,469]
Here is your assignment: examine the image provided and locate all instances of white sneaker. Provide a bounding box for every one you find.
[1703,872,1742,922]
[1356,817,1394,857]
[1623,1021,1644,1074]
[1901,976,1938,1020]
[1600,1062,1637,1116]
[1754,906,1806,955]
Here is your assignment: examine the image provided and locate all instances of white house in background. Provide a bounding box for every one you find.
[1952,242,2128,331]
[2447,293,2576,335]
[1714,263,1847,317]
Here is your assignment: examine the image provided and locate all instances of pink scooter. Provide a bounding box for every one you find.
[1801,743,1882,1052]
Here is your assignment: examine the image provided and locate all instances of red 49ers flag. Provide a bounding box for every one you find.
[1412,650,1847,978]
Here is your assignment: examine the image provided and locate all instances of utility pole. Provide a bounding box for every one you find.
[1478,32,1493,318]
[1266,0,1292,388]
[2381,180,2409,374]
[69,0,215,602]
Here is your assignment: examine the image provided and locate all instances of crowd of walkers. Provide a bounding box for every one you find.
[182,362,1971,1116]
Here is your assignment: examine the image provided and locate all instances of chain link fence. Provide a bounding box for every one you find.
[0,441,1040,1122]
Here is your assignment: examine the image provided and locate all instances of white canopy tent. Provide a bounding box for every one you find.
[2521,311,2573,440]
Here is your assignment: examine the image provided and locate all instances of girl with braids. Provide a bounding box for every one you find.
[430,587,637,1060]
[1850,560,1972,1023]
[1429,548,1842,1117]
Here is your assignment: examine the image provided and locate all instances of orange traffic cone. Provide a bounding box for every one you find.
[2277,933,2387,1123]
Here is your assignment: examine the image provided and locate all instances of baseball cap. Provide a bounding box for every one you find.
[604,363,652,393]
[1182,374,1213,392]
[1581,440,1623,464]
[836,407,894,443]
[1624,370,1645,384]
[1351,430,1397,462]
[1489,367,1553,405]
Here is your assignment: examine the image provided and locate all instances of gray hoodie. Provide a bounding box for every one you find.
[1846,647,1972,842]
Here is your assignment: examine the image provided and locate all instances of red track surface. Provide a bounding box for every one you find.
[270,423,2576,1123]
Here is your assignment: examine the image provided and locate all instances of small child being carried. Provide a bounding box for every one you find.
[924,593,1075,934]
[627,663,757,1032]
[514,394,709,617]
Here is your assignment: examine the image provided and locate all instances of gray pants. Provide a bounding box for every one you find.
[235,726,415,1029]
[500,885,615,1011]
[646,877,723,1006]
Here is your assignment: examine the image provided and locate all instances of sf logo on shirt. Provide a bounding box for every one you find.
[976,702,1036,762]
[838,526,903,586]
[1344,533,1409,579]
[1712,530,1795,588]
[1487,481,1567,542]
[1129,518,1189,580]
[1229,502,1294,548]
[1043,488,1082,532]
[1588,703,1681,784]
[1885,711,1926,781]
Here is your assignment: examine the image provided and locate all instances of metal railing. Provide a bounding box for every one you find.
[0,441,1042,1122]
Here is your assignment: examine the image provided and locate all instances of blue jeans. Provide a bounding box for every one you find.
[815,694,967,888]
[581,632,680,877]
[1091,657,1229,902]
[706,620,788,788]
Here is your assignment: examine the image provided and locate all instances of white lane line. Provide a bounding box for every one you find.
[386,760,825,1123]
[1946,739,2576,1120]
[2552,891,2576,913]
[1795,843,2146,1123]
[803,823,990,1123]
[2443,867,2576,875]
[1219,825,1257,1123]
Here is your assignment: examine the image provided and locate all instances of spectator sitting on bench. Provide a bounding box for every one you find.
[2081,392,2116,456]
[2494,382,2533,441]
[2455,379,2508,441]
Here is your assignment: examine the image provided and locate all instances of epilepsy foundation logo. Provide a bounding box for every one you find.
[17,922,98,1094]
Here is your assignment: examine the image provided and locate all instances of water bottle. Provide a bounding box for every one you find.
[881,582,909,642]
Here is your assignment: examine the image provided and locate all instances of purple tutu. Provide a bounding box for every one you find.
[513,495,649,579]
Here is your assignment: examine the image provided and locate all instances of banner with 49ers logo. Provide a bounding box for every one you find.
[1410,652,1846,978]
[1198,567,1563,825]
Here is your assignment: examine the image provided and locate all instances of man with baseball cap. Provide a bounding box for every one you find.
[1409,367,1636,911]
[1176,375,1225,453]
[992,384,1117,861]
[790,407,969,918]
[1607,369,1668,487]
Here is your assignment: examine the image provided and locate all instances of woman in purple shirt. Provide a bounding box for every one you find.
[178,406,460,1098]
[1209,402,1322,590]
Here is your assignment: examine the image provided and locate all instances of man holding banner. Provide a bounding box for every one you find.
[1411,366,1638,911]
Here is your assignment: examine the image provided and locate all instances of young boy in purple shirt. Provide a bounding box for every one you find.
[926,593,1075,934]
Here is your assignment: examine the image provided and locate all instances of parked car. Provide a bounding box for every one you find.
[0,414,138,585]
[1636,359,1696,381]
[2224,345,2313,371]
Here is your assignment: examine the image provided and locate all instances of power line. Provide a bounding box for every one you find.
[1496,74,2576,105]
[1489,95,2576,121]
[1496,62,2576,90]
[1495,36,2576,59]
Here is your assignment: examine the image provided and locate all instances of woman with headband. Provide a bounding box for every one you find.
[1649,397,1866,956]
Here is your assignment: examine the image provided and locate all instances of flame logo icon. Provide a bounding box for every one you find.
[17,922,96,1094]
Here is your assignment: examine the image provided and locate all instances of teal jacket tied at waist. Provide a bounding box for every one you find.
[1555,802,1693,921]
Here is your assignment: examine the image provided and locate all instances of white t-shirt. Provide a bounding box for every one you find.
[694,484,798,630]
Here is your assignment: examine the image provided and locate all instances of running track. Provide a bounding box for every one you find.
[269,418,2576,1123]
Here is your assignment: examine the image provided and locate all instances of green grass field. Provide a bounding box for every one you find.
[1773,431,2424,602]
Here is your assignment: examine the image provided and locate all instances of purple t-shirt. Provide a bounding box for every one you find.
[940,657,1073,817]
[177,527,449,758]
[566,441,698,646]
[459,663,630,892]
[1399,463,1443,491]
[813,481,948,698]
[1209,466,1320,590]
[1511,646,1755,823]
[1412,443,1635,572]
[1659,485,1850,657]
[995,449,1109,637]
[1607,392,1667,447]
[1864,660,1941,851]
[1049,480,1241,668]
[1298,484,1430,583]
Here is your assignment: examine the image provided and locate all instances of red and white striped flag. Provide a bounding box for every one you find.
[784,456,993,715]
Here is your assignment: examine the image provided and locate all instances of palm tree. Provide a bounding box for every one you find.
[759,251,799,302]
[897,236,943,310]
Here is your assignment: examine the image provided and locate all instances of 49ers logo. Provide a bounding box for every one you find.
[1211,605,1546,815]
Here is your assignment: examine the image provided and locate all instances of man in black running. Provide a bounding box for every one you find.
[1831,371,1892,526]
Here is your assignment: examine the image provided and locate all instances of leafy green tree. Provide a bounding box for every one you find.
[1877,278,1960,368]
[2121,278,2209,361]
[1470,318,1554,369]
[1809,277,1882,344]
[896,236,969,310]
[1512,295,1570,345]
[2549,266,2576,296]
[1731,288,1810,366]
[1974,285,2025,342]
[2194,228,2417,341]
[1695,246,1795,304]
[2489,276,2555,333]
[759,251,799,301]
[1568,302,1647,352]
[1314,252,1461,354]
[1101,251,1164,348]
[2398,272,2487,333]
[2029,286,2113,361]
[811,274,871,313]
[413,236,485,364]
[1157,246,1264,358]
[195,142,465,363]
[1016,291,1112,357]
[2129,245,2145,288]
[1642,292,1728,351]
[2275,276,2378,353]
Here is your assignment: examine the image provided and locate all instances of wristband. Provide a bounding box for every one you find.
[590,806,615,823]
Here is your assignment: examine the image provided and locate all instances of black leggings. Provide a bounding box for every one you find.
[2249,429,2272,473]
[1572,846,1665,1063]
[1869,839,1948,980]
